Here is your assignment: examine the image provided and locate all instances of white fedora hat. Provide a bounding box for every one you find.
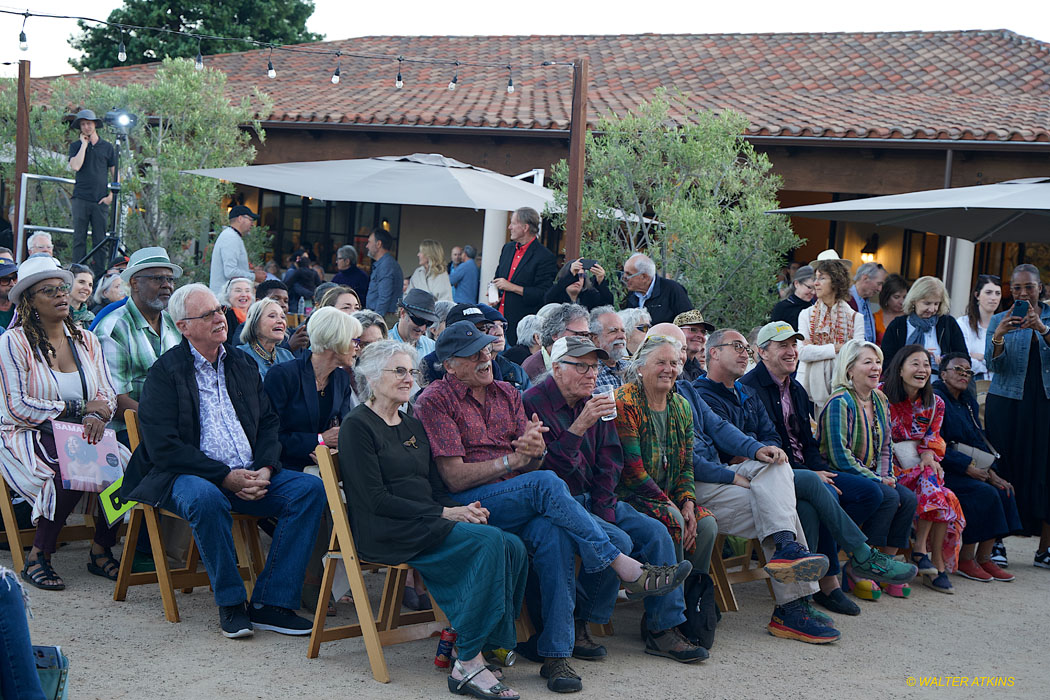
[121,247,183,284]
[808,249,853,268]
[10,255,74,305]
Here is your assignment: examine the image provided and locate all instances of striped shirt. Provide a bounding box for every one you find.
[817,386,891,480]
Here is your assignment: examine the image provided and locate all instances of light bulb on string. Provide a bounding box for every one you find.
[266,47,276,78]
[395,56,403,89]
[117,29,127,62]
[194,39,204,70]
[506,66,514,94]
[448,62,459,90]
[18,14,28,51]
[331,53,341,84]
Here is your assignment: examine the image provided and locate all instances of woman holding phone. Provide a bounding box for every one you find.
[985,264,1050,569]
[544,258,614,309]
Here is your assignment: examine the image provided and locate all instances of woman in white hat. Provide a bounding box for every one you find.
[0,256,130,591]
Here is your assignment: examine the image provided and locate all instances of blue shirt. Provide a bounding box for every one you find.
[366,253,402,316]
[191,343,255,469]
[850,285,876,343]
[389,322,436,357]
[633,275,657,306]
[449,260,480,305]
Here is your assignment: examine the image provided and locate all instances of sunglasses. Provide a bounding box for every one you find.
[32,283,72,298]
[635,324,651,333]
[946,366,974,377]
[408,314,432,328]
[0,275,15,285]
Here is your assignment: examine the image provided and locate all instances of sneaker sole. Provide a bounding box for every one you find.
[1034,561,1050,569]
[988,574,1016,582]
[539,669,583,694]
[571,649,607,661]
[955,570,992,582]
[643,647,708,663]
[766,622,839,644]
[222,627,254,639]
[764,556,829,584]
[251,622,311,636]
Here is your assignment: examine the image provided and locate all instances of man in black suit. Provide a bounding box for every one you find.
[619,253,693,325]
[493,207,558,345]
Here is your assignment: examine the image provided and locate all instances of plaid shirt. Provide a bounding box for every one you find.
[595,359,628,389]
[523,374,623,522]
[97,299,181,430]
[415,374,527,486]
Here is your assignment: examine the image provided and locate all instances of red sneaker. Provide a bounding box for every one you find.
[956,558,992,582]
[979,559,1015,582]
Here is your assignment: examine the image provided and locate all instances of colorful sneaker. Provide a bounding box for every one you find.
[799,596,834,626]
[882,583,911,598]
[910,552,938,576]
[990,540,1008,568]
[1035,549,1050,570]
[956,558,992,582]
[979,559,1015,582]
[764,541,829,584]
[768,602,840,644]
[922,571,954,594]
[842,564,881,601]
[849,548,918,584]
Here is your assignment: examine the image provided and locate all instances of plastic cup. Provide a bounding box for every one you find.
[593,384,617,421]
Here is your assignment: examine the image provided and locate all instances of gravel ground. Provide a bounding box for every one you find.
[9,535,1047,699]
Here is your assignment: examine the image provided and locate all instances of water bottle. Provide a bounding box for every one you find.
[297,297,305,317]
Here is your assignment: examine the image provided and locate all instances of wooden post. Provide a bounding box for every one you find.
[564,57,588,261]
[13,59,30,257]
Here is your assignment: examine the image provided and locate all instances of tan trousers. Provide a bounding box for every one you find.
[694,459,817,605]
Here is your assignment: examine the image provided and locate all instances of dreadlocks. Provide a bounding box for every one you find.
[14,293,84,367]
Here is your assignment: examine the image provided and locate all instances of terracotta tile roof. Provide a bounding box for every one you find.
[40,30,1050,142]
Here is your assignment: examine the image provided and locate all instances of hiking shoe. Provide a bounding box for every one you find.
[990,540,1008,568]
[644,626,708,663]
[248,604,312,635]
[979,559,1015,582]
[572,620,607,661]
[768,602,840,644]
[622,560,692,600]
[910,552,938,576]
[1035,549,1050,569]
[956,558,992,582]
[764,541,828,584]
[922,571,954,594]
[799,596,834,626]
[540,657,582,693]
[849,548,918,584]
[812,588,860,616]
[219,603,254,639]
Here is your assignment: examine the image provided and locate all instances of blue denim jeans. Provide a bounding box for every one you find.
[575,497,686,633]
[864,481,919,549]
[452,471,622,658]
[0,569,45,700]
[794,470,883,576]
[163,469,325,609]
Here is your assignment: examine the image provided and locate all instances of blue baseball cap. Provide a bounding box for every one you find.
[436,321,497,362]
[478,304,507,324]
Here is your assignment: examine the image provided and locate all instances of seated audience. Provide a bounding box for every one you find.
[874,274,908,344]
[420,304,530,392]
[429,299,457,341]
[341,340,527,699]
[67,263,95,329]
[415,321,690,692]
[674,310,714,382]
[121,283,325,639]
[264,307,361,471]
[525,336,707,662]
[522,303,590,381]
[222,277,255,342]
[881,276,966,375]
[90,270,125,314]
[237,298,293,378]
[0,256,129,590]
[502,313,542,366]
[883,344,966,594]
[389,289,439,357]
[798,258,864,411]
[544,258,614,309]
[934,353,1020,582]
[619,307,652,356]
[591,306,630,389]
[353,309,388,353]
[317,284,361,314]
[770,265,815,331]
[256,278,289,313]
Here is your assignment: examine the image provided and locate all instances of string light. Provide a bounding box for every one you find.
[18,13,27,51]
[117,29,127,62]
[506,65,514,94]
[448,62,459,90]
[194,38,203,70]
[266,46,276,78]
[395,56,403,89]
[331,53,341,84]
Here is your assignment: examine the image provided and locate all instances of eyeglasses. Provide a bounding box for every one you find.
[32,283,72,298]
[465,345,495,362]
[946,366,974,377]
[620,270,643,281]
[183,305,228,322]
[635,324,651,333]
[0,275,15,285]
[382,367,422,380]
[351,338,362,348]
[558,360,600,375]
[712,341,754,357]
[478,321,508,333]
[137,274,176,286]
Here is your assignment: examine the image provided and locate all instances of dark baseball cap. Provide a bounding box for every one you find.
[400,288,438,323]
[229,205,258,220]
[445,303,487,326]
[436,321,498,362]
[0,262,17,278]
[477,304,507,324]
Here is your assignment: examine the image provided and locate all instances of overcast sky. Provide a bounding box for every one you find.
[2,0,1048,78]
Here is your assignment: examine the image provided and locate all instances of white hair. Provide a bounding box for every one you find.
[618,307,651,331]
[627,253,656,277]
[168,283,214,323]
[240,298,284,345]
[626,335,683,383]
[222,277,255,305]
[516,314,543,348]
[308,306,362,354]
[355,340,418,400]
[536,303,564,319]
[28,231,53,247]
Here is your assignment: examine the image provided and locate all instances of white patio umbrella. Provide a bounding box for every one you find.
[183,153,554,212]
[770,177,1050,244]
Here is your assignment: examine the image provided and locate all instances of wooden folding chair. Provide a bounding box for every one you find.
[708,534,775,613]
[112,410,264,623]
[307,445,447,682]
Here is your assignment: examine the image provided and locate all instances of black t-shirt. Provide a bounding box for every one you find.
[68,137,117,202]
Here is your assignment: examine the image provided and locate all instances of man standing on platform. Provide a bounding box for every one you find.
[68,109,116,268]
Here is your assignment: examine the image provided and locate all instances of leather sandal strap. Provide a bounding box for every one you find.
[455,663,487,691]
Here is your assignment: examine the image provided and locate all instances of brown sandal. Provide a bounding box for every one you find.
[623,561,692,600]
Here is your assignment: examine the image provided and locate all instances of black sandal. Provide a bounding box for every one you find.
[87,548,120,581]
[22,552,65,591]
[447,660,518,699]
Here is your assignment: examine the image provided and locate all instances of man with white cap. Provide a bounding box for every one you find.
[68,109,116,267]
[96,246,183,441]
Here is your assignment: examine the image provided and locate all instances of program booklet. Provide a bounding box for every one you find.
[51,419,123,492]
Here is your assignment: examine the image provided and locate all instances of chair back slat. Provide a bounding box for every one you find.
[315,446,363,567]
[125,409,141,451]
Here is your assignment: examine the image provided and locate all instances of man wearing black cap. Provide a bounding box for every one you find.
[209,205,258,297]
[419,303,531,391]
[389,289,439,356]
[68,109,117,267]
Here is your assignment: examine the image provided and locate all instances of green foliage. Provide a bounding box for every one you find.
[548,90,801,331]
[0,58,272,279]
[69,0,323,71]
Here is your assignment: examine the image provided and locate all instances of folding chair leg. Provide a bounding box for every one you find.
[754,540,776,602]
[709,537,738,613]
[182,537,200,594]
[232,522,254,598]
[378,567,407,632]
[348,560,392,683]
[113,507,143,602]
[0,480,27,574]
[143,506,180,623]
[243,520,266,581]
[307,555,338,660]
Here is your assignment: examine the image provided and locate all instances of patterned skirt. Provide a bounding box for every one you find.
[897,465,966,571]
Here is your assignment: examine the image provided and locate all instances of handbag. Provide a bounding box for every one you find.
[891,439,921,470]
[33,645,70,700]
[949,443,997,471]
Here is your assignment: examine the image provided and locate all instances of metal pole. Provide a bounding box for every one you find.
[564,57,588,261]
[13,60,30,262]
[941,149,955,284]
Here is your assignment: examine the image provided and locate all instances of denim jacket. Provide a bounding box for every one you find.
[984,302,1050,400]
